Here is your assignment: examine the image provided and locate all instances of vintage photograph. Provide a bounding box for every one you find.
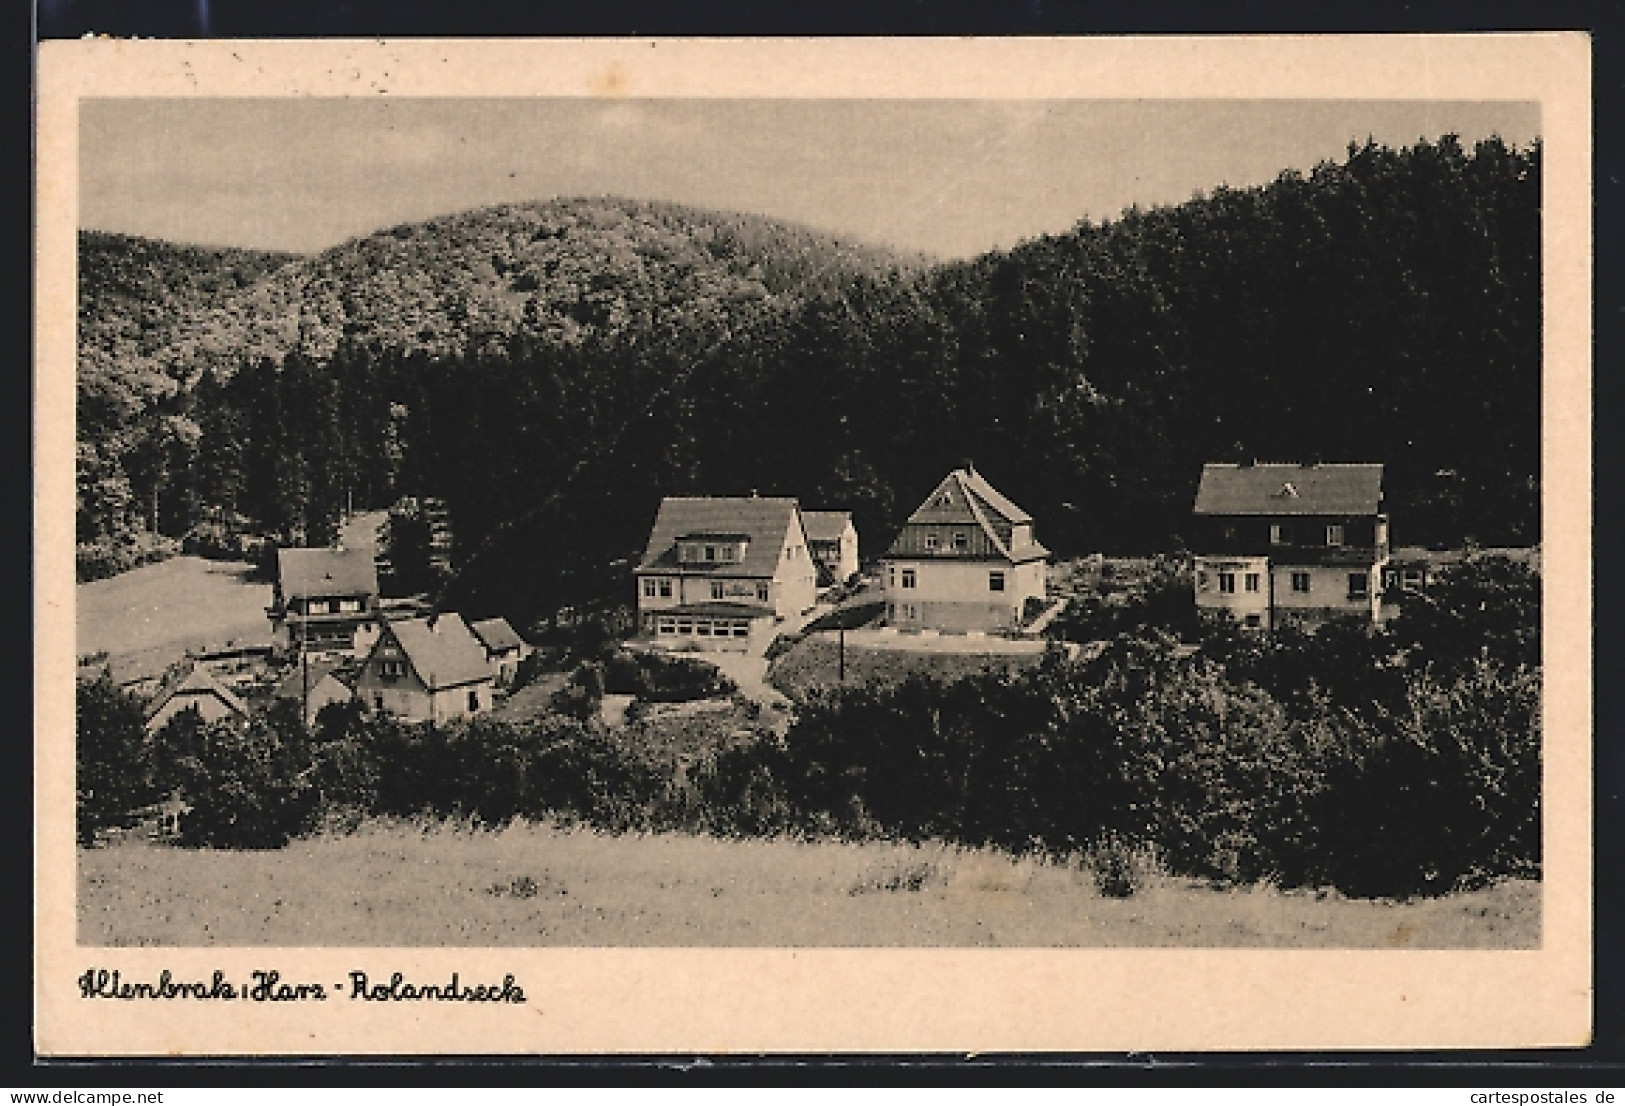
[38,37,1591,1053]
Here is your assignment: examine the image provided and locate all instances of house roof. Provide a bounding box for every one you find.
[277,546,379,600]
[889,467,1048,562]
[469,616,525,653]
[381,613,493,690]
[635,497,802,578]
[145,664,248,722]
[801,510,854,543]
[272,658,349,701]
[1193,463,1385,517]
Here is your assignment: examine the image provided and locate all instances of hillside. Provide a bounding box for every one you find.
[75,138,1541,620]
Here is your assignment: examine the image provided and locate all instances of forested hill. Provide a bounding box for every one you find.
[77,137,1540,625]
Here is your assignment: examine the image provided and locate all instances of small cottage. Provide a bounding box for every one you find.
[271,658,356,728]
[353,612,494,723]
[144,664,250,735]
[802,510,861,586]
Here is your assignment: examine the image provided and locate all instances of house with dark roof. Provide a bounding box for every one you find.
[469,616,532,687]
[353,612,494,722]
[1191,462,1389,631]
[633,496,818,650]
[801,510,860,586]
[269,546,380,656]
[144,664,250,735]
[881,465,1049,633]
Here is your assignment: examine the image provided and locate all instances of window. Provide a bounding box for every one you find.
[901,569,917,589]
[924,533,940,550]
[887,603,895,620]
[380,659,405,679]
[989,571,1006,592]
[1326,524,1344,547]
[704,545,716,562]
[1243,614,1262,628]
[696,622,712,636]
[1291,572,1311,593]
[1244,573,1260,593]
[373,694,384,711]
[756,582,770,602]
[732,623,750,638]
[643,579,657,598]
[1270,524,1293,545]
[657,618,676,635]
[888,566,896,588]
[676,620,693,635]
[328,599,342,614]
[658,579,673,598]
[1222,524,1238,542]
[710,581,725,600]
[468,689,480,713]
[1218,572,1236,594]
[953,532,969,551]
[1348,572,1369,599]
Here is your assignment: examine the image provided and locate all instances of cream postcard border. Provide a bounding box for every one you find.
[35,35,1593,1055]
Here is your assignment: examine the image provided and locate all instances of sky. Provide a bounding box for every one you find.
[79,98,1540,259]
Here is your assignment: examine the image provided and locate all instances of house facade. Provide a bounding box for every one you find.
[881,465,1049,633]
[469,616,531,687]
[801,510,860,586]
[353,612,495,723]
[1191,462,1388,631]
[633,496,818,651]
[144,665,249,735]
[269,546,380,655]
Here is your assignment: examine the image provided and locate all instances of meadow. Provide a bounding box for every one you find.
[767,636,1046,701]
[77,820,1538,948]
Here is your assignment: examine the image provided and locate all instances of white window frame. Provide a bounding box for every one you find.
[658,578,673,598]
[1270,524,1292,545]
[643,579,657,598]
[710,581,725,600]
[1244,573,1260,593]
[1348,572,1369,599]
[953,532,969,551]
[924,533,940,550]
[756,582,770,602]
[1291,571,1311,593]
[1218,572,1236,594]
[989,570,1006,592]
[901,568,917,589]
[1326,524,1345,547]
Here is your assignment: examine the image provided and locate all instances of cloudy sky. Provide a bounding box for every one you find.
[80,98,1539,259]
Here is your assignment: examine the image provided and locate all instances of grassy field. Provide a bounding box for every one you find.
[768,637,1045,701]
[78,822,1538,948]
[77,555,274,679]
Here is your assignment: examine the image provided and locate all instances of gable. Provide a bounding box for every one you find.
[889,468,1043,561]
[377,613,492,691]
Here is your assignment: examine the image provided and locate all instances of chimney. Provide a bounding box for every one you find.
[962,457,977,475]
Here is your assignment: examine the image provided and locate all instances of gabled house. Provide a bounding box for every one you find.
[633,495,818,651]
[469,617,531,687]
[353,612,494,723]
[802,510,861,587]
[269,547,380,655]
[881,465,1049,633]
[1191,462,1388,631]
[271,658,356,728]
[144,664,250,735]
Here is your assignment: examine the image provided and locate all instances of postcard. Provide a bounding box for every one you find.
[37,34,1591,1055]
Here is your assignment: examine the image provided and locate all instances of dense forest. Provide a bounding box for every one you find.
[76,136,1540,629]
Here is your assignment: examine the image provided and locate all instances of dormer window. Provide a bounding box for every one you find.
[678,535,749,564]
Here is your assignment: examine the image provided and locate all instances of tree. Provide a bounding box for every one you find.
[76,674,153,845]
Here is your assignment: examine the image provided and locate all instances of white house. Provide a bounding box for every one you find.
[469,616,532,687]
[633,495,818,651]
[881,465,1049,633]
[353,612,495,723]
